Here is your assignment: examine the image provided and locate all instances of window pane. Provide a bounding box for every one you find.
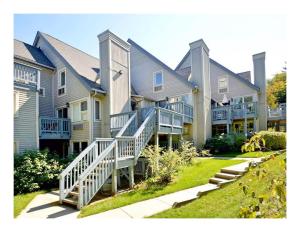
[60,71,66,86]
[95,101,100,120]
[155,72,163,85]
[58,109,63,118]
[81,101,87,111]
[73,142,80,154]
[244,96,253,103]
[81,142,88,151]
[73,103,80,122]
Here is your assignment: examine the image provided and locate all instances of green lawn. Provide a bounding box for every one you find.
[14,190,46,218]
[150,153,286,218]
[79,158,244,218]
[213,150,275,158]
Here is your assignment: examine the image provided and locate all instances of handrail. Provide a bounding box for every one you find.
[115,111,137,138]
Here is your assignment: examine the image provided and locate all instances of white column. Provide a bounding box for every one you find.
[129,166,134,188]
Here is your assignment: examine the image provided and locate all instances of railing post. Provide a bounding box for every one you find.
[59,175,64,204]
[78,179,83,209]
[112,143,118,195]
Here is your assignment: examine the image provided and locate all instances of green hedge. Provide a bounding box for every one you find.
[258,131,286,150]
[14,150,76,195]
[205,133,247,154]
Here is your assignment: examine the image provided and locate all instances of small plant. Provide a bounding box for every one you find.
[241,133,266,153]
[178,140,198,165]
[142,145,182,185]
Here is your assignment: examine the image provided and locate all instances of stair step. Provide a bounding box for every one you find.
[69,191,79,197]
[221,168,247,175]
[209,177,234,186]
[62,198,78,206]
[215,172,240,180]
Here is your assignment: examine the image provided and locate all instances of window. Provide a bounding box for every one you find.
[153,71,163,92]
[73,141,88,154]
[218,77,228,94]
[58,69,66,96]
[72,100,88,122]
[39,88,45,97]
[14,91,19,117]
[57,107,68,118]
[94,100,101,121]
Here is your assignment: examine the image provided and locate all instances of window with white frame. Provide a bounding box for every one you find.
[14,91,19,117]
[39,87,45,97]
[153,71,163,92]
[72,100,88,122]
[94,99,101,121]
[73,141,88,154]
[218,77,228,94]
[58,69,66,96]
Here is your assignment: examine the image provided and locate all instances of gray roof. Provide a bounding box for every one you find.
[35,32,105,92]
[14,39,55,69]
[127,39,197,89]
[175,50,260,91]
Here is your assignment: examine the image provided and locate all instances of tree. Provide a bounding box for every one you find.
[267,72,286,109]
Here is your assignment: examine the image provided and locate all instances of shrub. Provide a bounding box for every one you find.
[14,150,73,194]
[241,133,266,153]
[257,131,286,150]
[178,140,198,165]
[142,145,182,185]
[205,133,246,154]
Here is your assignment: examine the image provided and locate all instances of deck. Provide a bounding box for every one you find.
[39,116,71,140]
[267,103,286,121]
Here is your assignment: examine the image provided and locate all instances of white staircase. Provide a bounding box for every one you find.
[59,108,156,209]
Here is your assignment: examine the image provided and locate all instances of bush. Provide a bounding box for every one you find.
[205,133,247,154]
[241,133,266,153]
[257,131,286,150]
[178,140,198,165]
[142,145,182,185]
[14,150,73,194]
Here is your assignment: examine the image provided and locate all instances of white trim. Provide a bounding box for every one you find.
[14,60,42,71]
[57,67,67,97]
[153,70,164,93]
[36,91,39,150]
[14,90,19,118]
[70,97,89,123]
[39,87,46,97]
[94,99,102,122]
[88,95,93,142]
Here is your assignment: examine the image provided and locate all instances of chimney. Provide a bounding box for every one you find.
[189,39,212,146]
[253,52,267,131]
[98,30,131,137]
[238,71,251,82]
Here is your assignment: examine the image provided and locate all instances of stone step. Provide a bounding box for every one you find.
[209,177,234,186]
[62,198,78,207]
[220,167,248,175]
[197,183,219,197]
[215,172,241,180]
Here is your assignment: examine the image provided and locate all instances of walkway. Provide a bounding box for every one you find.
[17,157,263,219]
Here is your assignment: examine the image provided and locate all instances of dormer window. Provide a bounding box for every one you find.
[58,68,66,96]
[153,71,163,92]
[218,77,228,94]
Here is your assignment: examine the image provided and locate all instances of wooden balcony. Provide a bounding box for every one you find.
[268,103,286,120]
[166,101,193,124]
[212,102,258,124]
[14,63,39,88]
[157,107,183,134]
[39,117,71,140]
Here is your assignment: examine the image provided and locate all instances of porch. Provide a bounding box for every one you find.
[268,103,286,121]
[39,116,71,140]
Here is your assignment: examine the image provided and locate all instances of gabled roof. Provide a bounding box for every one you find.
[34,31,105,93]
[175,50,260,91]
[127,39,197,89]
[14,39,55,69]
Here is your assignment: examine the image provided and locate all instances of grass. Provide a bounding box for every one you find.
[14,190,46,218]
[213,150,275,158]
[150,152,286,218]
[79,158,244,218]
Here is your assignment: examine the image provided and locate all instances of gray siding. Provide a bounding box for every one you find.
[36,37,90,109]
[39,68,54,116]
[210,62,258,102]
[14,88,38,153]
[130,46,192,102]
[71,121,90,142]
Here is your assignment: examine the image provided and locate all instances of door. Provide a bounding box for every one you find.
[57,107,68,118]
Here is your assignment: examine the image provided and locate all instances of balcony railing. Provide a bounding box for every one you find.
[212,102,258,123]
[14,63,39,86]
[166,101,193,123]
[268,103,286,120]
[39,117,71,140]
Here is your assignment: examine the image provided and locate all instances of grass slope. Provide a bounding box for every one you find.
[14,190,46,218]
[79,158,244,218]
[213,151,274,158]
[150,153,286,218]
